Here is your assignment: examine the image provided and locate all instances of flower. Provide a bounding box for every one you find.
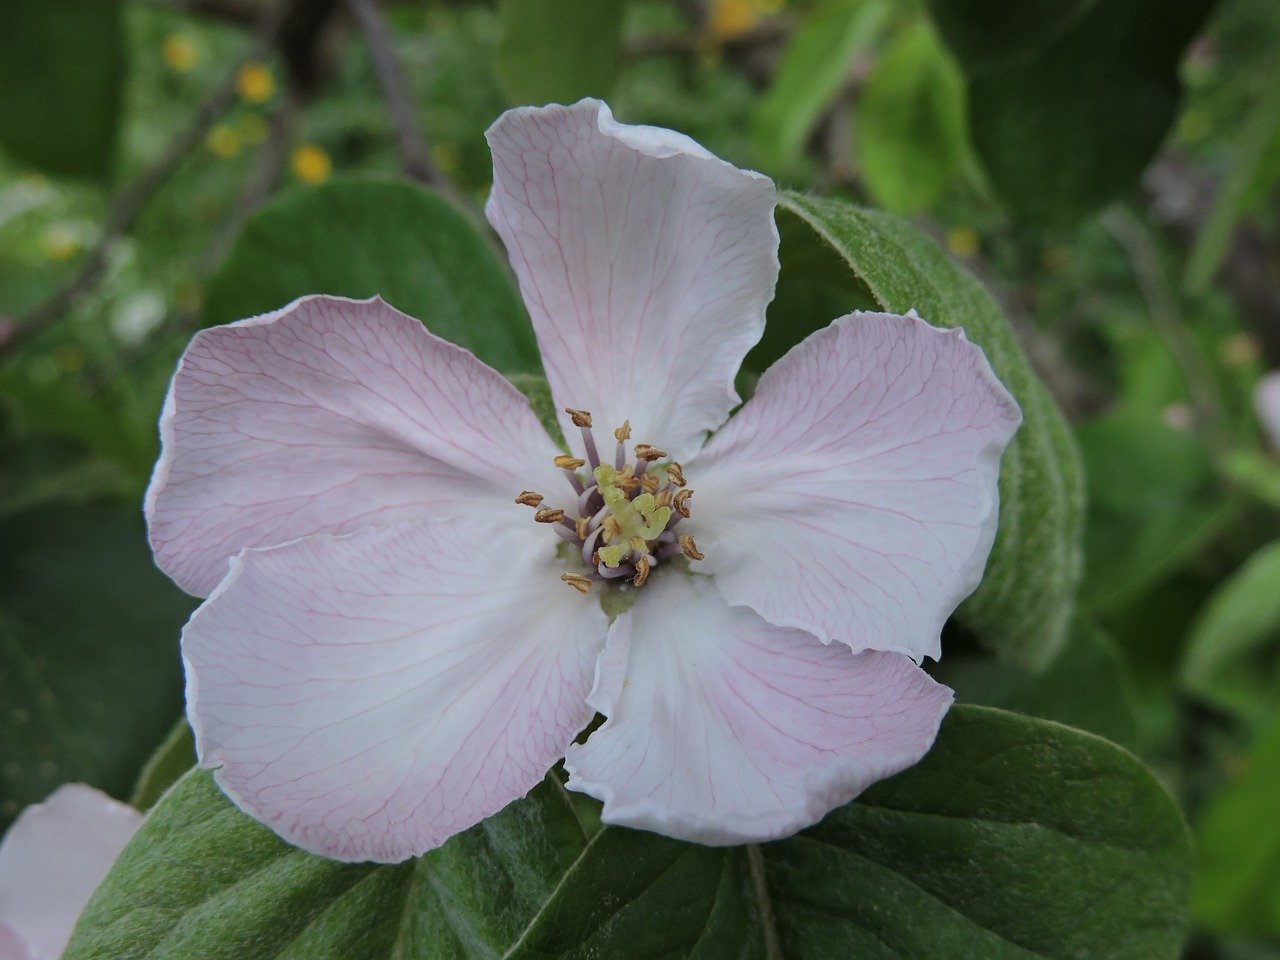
[0,785,142,960]
[1256,371,1280,448]
[146,99,1021,863]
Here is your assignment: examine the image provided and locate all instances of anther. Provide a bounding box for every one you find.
[565,408,593,428]
[632,556,651,587]
[679,534,705,561]
[561,573,592,594]
[602,515,622,542]
[666,462,686,487]
[641,473,660,494]
[673,488,694,518]
[575,517,590,541]
[655,489,674,509]
[630,535,647,554]
[515,491,544,508]
[554,455,586,471]
[634,444,666,462]
[614,421,631,442]
[534,508,566,524]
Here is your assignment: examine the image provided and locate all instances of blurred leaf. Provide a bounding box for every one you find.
[1185,52,1280,294]
[1077,413,1238,613]
[203,180,540,375]
[68,706,1191,959]
[129,718,195,812]
[1181,539,1280,722]
[0,433,127,521]
[1194,712,1280,938]
[927,0,1097,71]
[0,0,126,179]
[751,0,890,172]
[778,194,1085,669]
[494,0,626,106]
[936,617,1139,749]
[0,504,195,830]
[946,0,1218,224]
[855,19,967,213]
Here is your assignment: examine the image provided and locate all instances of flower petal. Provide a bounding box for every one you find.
[564,574,952,844]
[0,784,142,960]
[1256,370,1280,449]
[485,99,778,461]
[146,294,565,597]
[689,311,1021,661]
[184,517,607,863]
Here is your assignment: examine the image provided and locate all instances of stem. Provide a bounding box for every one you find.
[747,843,784,960]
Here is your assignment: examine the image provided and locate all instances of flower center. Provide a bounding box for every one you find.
[515,407,704,593]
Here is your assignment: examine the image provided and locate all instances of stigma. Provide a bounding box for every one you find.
[516,408,702,591]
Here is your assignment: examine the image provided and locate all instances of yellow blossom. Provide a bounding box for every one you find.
[162,33,198,73]
[291,144,332,185]
[237,62,275,104]
[946,227,980,260]
[207,124,243,158]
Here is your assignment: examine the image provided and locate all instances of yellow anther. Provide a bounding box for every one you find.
[534,508,565,524]
[614,420,632,442]
[619,474,642,495]
[655,489,674,509]
[641,472,660,494]
[554,455,586,470]
[634,444,667,462]
[561,573,592,594]
[602,516,622,542]
[599,544,628,568]
[575,517,590,540]
[632,556,651,587]
[515,491,544,507]
[565,408,593,428]
[667,462,686,487]
[673,488,694,518]
[679,534,705,561]
[630,535,648,554]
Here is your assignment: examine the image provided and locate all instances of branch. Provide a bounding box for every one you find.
[343,0,453,194]
[0,0,294,360]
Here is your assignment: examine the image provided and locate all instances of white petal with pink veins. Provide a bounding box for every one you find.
[0,784,142,960]
[183,517,607,863]
[485,99,778,462]
[564,574,952,844]
[146,294,565,598]
[689,311,1021,662]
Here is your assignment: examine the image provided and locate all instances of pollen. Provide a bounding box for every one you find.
[515,491,544,507]
[561,573,592,594]
[554,455,586,471]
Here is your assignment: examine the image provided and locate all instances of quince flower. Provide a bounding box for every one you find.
[0,785,141,960]
[1257,371,1280,448]
[146,100,1021,863]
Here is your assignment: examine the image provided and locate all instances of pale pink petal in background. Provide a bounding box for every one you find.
[1256,371,1280,449]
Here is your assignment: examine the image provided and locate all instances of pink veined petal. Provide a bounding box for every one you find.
[0,784,142,960]
[485,99,778,462]
[688,311,1022,662]
[184,516,608,863]
[145,294,565,598]
[563,573,952,844]
[1256,371,1280,449]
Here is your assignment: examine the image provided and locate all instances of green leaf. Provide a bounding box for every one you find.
[203,180,540,376]
[0,505,195,829]
[0,0,126,178]
[129,718,196,811]
[68,707,1191,959]
[1180,539,1280,722]
[1193,712,1280,939]
[751,0,890,173]
[943,0,1219,224]
[935,617,1139,749]
[494,0,627,107]
[777,193,1084,668]
[855,19,967,213]
[927,0,1097,71]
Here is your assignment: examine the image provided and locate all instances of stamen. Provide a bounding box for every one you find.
[554,455,586,471]
[515,491,544,508]
[673,488,694,518]
[655,489,674,509]
[641,473,660,494]
[581,525,604,564]
[597,561,633,579]
[565,408,593,428]
[679,534,705,561]
[632,556,651,587]
[561,573,592,594]
[614,421,631,470]
[667,462,686,487]
[634,444,666,462]
[575,517,590,541]
[630,534,647,554]
[534,508,566,524]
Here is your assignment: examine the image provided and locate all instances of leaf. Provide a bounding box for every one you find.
[0,0,126,179]
[941,0,1219,224]
[68,707,1191,960]
[129,718,196,811]
[855,18,967,213]
[494,0,627,107]
[1193,712,1280,939]
[751,0,890,173]
[1180,539,1280,723]
[927,0,1097,71]
[0,505,195,830]
[203,180,541,376]
[777,192,1084,668]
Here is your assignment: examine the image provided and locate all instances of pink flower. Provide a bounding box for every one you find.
[0,785,141,960]
[146,100,1021,863]
[1257,371,1280,448]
